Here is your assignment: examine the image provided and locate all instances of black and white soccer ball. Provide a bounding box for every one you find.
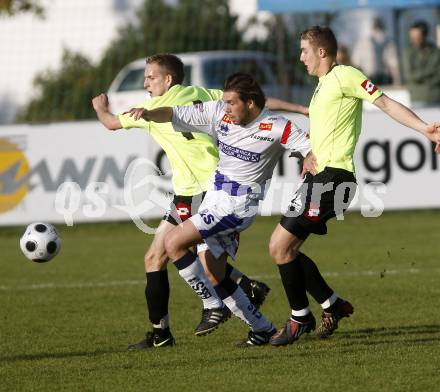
[19,222,61,263]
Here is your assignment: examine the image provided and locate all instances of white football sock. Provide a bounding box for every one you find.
[152,315,169,330]
[222,286,273,332]
[291,308,311,318]
[178,256,223,309]
[321,292,338,309]
[229,267,244,283]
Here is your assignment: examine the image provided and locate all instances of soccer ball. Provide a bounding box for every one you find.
[19,222,61,263]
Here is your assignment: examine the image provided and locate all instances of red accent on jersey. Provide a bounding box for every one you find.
[259,122,273,131]
[222,114,232,124]
[280,121,292,145]
[361,79,378,95]
[304,202,320,222]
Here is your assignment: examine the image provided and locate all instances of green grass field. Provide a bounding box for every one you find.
[1,211,439,391]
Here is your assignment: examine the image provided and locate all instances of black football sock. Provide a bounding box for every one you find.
[225,262,253,295]
[214,276,238,300]
[145,270,170,327]
[277,257,309,319]
[225,262,234,278]
[237,275,253,296]
[297,252,334,304]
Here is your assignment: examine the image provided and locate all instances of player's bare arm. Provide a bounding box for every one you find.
[92,93,122,130]
[373,94,440,150]
[301,151,317,177]
[266,97,309,116]
[128,106,173,123]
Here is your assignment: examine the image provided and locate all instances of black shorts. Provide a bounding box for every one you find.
[163,193,205,226]
[280,167,357,240]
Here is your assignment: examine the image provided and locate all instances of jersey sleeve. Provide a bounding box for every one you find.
[118,112,151,131]
[172,100,224,135]
[279,119,311,158]
[339,66,383,104]
[207,88,223,100]
[118,102,151,131]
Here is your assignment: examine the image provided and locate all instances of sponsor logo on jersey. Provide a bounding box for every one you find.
[251,134,275,142]
[305,202,320,222]
[361,79,378,95]
[267,116,278,121]
[218,123,229,136]
[222,114,232,124]
[259,122,273,131]
[218,141,261,162]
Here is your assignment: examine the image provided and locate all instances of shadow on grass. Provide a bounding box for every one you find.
[330,324,440,348]
[339,324,440,338]
[0,348,125,363]
[2,325,438,365]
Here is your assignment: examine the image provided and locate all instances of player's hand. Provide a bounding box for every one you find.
[127,107,148,121]
[300,106,309,117]
[91,93,109,112]
[424,122,440,152]
[301,152,317,177]
[434,122,440,153]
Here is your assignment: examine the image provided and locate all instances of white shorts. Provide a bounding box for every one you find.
[191,189,259,259]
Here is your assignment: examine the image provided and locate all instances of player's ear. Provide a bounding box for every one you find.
[318,47,326,58]
[165,74,173,88]
[248,99,255,110]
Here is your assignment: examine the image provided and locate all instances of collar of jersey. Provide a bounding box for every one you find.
[242,107,270,128]
[149,84,184,104]
[318,64,339,81]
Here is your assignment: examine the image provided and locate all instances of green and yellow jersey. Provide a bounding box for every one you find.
[309,65,383,173]
[119,85,223,196]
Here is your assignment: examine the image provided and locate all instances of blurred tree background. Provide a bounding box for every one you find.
[0,0,44,16]
[16,0,307,123]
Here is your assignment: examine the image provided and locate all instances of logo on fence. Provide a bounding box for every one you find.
[0,137,30,213]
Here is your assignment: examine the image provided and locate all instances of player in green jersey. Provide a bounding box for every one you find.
[92,53,308,349]
[269,26,440,346]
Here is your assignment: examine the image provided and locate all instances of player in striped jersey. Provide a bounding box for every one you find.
[127,72,315,345]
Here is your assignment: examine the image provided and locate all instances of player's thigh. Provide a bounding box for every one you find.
[269,223,305,264]
[164,219,203,259]
[144,220,175,272]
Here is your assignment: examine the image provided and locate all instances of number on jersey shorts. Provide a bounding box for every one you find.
[190,189,258,259]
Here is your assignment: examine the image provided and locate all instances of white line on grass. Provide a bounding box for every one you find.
[1,268,439,292]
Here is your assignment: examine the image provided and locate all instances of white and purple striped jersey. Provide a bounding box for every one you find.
[172,100,310,196]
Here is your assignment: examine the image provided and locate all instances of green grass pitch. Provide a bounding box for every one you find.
[1,211,439,391]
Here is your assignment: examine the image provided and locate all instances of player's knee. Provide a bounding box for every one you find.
[269,237,295,263]
[144,250,167,272]
[268,238,282,261]
[164,232,182,260]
